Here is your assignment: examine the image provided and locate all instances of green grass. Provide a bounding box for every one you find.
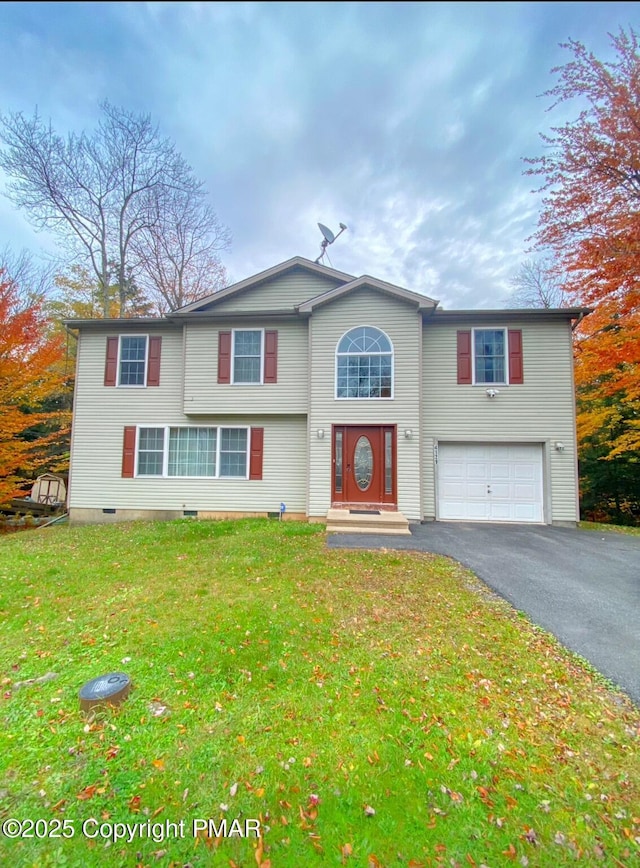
[0,519,638,867]
[579,520,640,537]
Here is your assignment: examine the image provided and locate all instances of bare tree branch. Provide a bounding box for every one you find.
[505,258,569,308]
[133,187,231,313]
[0,102,230,317]
[0,245,59,308]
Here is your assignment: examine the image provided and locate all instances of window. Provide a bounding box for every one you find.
[138,427,165,475]
[233,330,262,383]
[119,336,147,386]
[457,329,523,385]
[168,428,217,477]
[105,335,162,387]
[218,330,278,385]
[474,329,506,384]
[336,326,393,399]
[136,427,248,477]
[220,428,248,476]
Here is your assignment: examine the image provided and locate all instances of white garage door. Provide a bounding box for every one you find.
[437,443,543,523]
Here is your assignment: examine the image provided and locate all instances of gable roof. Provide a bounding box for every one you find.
[297,275,439,313]
[172,256,355,314]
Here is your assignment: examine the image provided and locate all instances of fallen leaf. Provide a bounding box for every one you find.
[341,842,353,861]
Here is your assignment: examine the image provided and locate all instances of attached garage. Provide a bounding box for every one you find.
[437,442,544,523]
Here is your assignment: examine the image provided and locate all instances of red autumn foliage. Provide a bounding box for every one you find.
[527,28,640,483]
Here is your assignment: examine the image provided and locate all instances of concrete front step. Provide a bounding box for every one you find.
[326,508,411,535]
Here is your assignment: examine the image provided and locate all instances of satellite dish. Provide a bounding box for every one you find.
[314,221,348,264]
[318,223,335,244]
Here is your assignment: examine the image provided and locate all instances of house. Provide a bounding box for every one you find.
[65,256,588,529]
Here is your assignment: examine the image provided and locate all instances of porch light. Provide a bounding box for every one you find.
[404,429,413,440]
[317,428,325,439]
[554,441,565,452]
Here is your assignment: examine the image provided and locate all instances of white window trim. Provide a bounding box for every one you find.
[134,425,250,479]
[335,324,395,400]
[231,328,264,385]
[117,335,149,388]
[472,327,508,386]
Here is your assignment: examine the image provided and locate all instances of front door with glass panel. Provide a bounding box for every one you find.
[332,426,396,505]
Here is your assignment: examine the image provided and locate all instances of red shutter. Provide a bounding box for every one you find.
[508,329,524,384]
[218,331,231,383]
[249,427,264,480]
[457,330,472,384]
[105,336,119,386]
[264,330,278,383]
[147,336,162,386]
[122,426,136,478]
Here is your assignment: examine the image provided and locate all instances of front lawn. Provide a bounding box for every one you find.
[0,519,638,866]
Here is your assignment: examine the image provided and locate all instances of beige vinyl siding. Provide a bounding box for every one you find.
[68,328,306,513]
[204,271,342,313]
[307,288,423,519]
[183,319,308,414]
[422,319,578,523]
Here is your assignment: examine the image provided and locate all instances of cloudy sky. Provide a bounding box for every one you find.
[0,1,635,308]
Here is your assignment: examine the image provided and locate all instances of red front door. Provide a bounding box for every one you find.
[332,426,396,505]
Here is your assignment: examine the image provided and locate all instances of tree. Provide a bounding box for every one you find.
[506,258,567,308]
[0,270,71,505]
[526,27,640,522]
[134,188,230,313]
[49,265,153,323]
[0,102,230,317]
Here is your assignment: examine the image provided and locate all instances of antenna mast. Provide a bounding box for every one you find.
[315,222,347,264]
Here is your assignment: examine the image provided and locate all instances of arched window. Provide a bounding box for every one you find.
[336,326,393,398]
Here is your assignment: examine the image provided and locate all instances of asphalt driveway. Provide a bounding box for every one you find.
[328,523,640,705]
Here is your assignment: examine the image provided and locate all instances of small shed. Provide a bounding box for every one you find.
[10,474,67,515]
[30,474,67,506]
